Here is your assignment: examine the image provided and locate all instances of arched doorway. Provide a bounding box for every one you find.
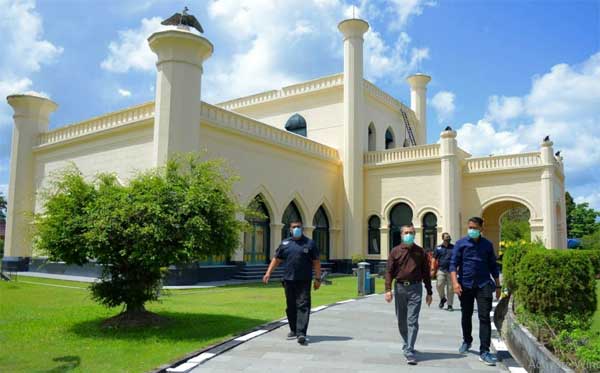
[244,196,271,264]
[368,215,381,254]
[313,206,330,261]
[389,203,413,249]
[482,200,532,253]
[422,212,438,253]
[282,201,303,240]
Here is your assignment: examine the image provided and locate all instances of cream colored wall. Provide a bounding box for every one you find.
[364,95,408,151]
[199,123,344,260]
[32,122,155,213]
[364,160,442,259]
[230,88,344,150]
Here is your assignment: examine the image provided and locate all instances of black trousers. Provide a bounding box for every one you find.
[459,283,493,354]
[283,280,312,336]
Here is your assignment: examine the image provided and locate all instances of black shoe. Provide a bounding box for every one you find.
[287,331,297,340]
[406,353,417,365]
[439,297,447,309]
[447,305,454,312]
[297,335,307,345]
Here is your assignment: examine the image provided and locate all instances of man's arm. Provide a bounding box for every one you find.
[312,260,322,290]
[421,249,433,296]
[488,242,501,299]
[263,257,282,284]
[449,242,462,296]
[384,249,396,303]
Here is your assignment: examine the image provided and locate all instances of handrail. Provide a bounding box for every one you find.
[464,152,542,173]
[364,144,440,165]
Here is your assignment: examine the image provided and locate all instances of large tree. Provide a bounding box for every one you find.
[565,192,599,238]
[0,192,6,221]
[500,206,531,242]
[34,155,244,326]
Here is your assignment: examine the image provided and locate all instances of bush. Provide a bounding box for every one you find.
[576,249,600,277]
[351,253,367,265]
[515,249,596,323]
[501,240,544,292]
[582,229,600,250]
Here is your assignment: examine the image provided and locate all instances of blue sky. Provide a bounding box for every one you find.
[0,0,599,209]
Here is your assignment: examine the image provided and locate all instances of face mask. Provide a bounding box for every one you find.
[292,227,302,238]
[468,229,480,239]
[402,233,415,245]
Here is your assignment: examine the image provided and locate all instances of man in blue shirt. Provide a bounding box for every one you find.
[450,217,501,366]
[263,219,321,345]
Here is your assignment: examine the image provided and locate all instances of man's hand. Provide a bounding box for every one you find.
[384,291,393,303]
[313,280,321,290]
[426,294,432,306]
[262,273,270,285]
[430,270,437,278]
[453,282,462,297]
[495,287,501,300]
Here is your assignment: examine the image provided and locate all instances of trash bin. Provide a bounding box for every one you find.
[357,262,369,296]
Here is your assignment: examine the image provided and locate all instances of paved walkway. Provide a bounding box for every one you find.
[188,287,518,373]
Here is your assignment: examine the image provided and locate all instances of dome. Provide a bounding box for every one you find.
[285,114,307,136]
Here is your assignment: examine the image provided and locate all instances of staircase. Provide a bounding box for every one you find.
[232,263,335,281]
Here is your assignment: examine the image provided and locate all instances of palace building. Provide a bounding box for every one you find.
[2,16,567,282]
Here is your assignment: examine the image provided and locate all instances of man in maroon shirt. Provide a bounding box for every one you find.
[385,224,433,365]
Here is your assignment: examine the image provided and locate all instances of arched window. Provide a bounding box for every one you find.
[422,212,438,253]
[285,113,307,137]
[389,203,413,248]
[244,196,271,264]
[368,215,381,254]
[282,201,303,240]
[313,206,330,261]
[368,122,376,151]
[385,128,395,149]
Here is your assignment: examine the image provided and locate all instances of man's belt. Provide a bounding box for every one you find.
[396,279,421,286]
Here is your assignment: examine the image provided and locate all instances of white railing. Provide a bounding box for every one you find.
[37,102,154,147]
[218,73,344,110]
[464,152,542,173]
[200,102,340,163]
[364,144,440,165]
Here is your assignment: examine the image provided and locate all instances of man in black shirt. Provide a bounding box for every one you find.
[263,219,321,345]
[431,232,455,311]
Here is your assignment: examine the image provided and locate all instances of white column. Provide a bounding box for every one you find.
[4,94,57,267]
[148,29,213,166]
[338,18,369,258]
[540,139,559,248]
[440,129,461,241]
[406,74,431,145]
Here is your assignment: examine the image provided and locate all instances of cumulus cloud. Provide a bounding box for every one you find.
[118,88,132,97]
[100,17,167,73]
[431,90,455,124]
[99,0,431,102]
[456,52,600,206]
[387,0,437,29]
[0,183,7,200]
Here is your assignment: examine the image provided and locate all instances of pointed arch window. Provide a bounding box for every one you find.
[282,201,303,240]
[385,128,395,149]
[313,206,330,261]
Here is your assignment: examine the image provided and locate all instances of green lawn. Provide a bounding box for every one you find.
[0,275,360,372]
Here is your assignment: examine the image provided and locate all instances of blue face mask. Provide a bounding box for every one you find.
[402,233,415,245]
[292,227,302,238]
[468,228,481,239]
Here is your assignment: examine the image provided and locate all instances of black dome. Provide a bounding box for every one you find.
[285,114,307,131]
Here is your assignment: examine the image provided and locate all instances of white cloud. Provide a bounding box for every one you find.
[431,90,455,124]
[575,192,600,211]
[387,0,437,30]
[456,52,600,205]
[100,17,167,73]
[118,88,132,97]
[0,184,7,200]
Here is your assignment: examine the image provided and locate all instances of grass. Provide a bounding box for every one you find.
[0,275,359,373]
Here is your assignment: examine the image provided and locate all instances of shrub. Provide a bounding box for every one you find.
[515,249,596,323]
[576,250,600,277]
[501,240,544,292]
[351,253,367,265]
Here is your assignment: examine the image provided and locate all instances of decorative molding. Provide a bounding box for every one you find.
[363,144,440,166]
[362,79,410,114]
[464,152,543,174]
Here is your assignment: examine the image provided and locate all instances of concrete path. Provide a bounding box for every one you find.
[189,287,517,373]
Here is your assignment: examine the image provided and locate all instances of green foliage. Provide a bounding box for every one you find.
[567,197,600,238]
[501,240,544,292]
[0,192,6,220]
[582,229,600,250]
[0,238,4,258]
[500,207,531,242]
[575,250,600,277]
[351,253,367,265]
[554,328,600,369]
[34,155,244,312]
[515,250,596,323]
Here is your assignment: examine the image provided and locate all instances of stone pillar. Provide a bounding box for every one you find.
[338,18,369,258]
[380,227,390,260]
[271,223,283,259]
[406,74,431,145]
[148,29,213,166]
[303,226,315,239]
[439,129,461,241]
[540,139,559,248]
[3,94,58,270]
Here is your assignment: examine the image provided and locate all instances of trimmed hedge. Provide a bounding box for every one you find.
[515,249,596,321]
[502,240,545,292]
[575,250,600,277]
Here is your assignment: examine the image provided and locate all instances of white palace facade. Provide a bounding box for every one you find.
[2,17,567,278]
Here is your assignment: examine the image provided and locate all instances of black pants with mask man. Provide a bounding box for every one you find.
[459,283,494,353]
[283,280,312,336]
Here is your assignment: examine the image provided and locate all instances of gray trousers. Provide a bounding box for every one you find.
[394,282,423,355]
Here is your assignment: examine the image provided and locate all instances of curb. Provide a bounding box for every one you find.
[150,295,369,373]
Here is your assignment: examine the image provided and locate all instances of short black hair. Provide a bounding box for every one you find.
[400,223,415,233]
[289,219,302,225]
[468,216,484,227]
[442,232,450,238]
